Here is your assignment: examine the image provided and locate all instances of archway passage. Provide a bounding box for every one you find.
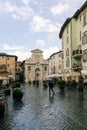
[35,68,40,81]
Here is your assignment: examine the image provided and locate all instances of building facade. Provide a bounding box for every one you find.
[81,2,87,80]
[16,61,22,81]
[24,49,49,83]
[59,1,87,82]
[48,51,62,77]
[0,53,17,82]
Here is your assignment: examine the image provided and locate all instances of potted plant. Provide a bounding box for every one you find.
[57,80,66,92]
[12,82,21,90]
[13,88,23,101]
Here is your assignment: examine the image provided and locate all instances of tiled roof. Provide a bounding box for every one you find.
[59,1,87,38]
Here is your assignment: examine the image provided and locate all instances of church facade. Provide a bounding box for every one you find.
[24,49,49,83]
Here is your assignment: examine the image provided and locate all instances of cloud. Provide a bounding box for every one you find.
[46,33,57,41]
[32,0,40,5]
[9,50,31,61]
[3,43,23,50]
[50,3,70,15]
[2,43,60,61]
[30,15,59,32]
[0,1,34,20]
[17,46,60,61]
[22,0,30,5]
[43,46,60,59]
[36,40,45,46]
[2,43,31,61]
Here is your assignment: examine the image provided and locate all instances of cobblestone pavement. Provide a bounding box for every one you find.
[0,83,87,130]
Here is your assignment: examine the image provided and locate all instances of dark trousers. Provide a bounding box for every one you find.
[49,87,55,95]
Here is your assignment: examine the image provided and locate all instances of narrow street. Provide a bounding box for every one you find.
[0,83,87,130]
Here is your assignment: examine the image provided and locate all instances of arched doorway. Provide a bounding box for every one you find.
[35,68,40,81]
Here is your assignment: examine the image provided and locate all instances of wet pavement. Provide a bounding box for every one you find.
[0,83,87,130]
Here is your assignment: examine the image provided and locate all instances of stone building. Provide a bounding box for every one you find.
[48,51,62,78]
[24,49,49,83]
[0,53,17,82]
[0,64,9,85]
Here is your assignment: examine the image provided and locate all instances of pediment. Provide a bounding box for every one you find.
[31,49,43,53]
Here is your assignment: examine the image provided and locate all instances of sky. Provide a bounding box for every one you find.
[0,0,86,61]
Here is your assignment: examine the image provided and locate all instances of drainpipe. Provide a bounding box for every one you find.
[70,20,72,74]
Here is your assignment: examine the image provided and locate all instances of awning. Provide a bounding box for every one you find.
[46,73,62,78]
[70,72,80,76]
[81,70,87,75]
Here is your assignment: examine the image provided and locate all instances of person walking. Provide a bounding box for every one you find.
[78,77,84,100]
[48,80,55,95]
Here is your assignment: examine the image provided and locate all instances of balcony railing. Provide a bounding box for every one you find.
[72,50,82,58]
[72,63,82,70]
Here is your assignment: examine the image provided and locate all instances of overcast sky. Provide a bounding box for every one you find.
[0,0,86,61]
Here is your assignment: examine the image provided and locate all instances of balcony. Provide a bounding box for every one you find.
[72,50,82,58]
[72,63,82,70]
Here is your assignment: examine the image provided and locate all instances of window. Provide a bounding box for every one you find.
[67,25,68,34]
[80,31,81,41]
[66,48,69,56]
[53,66,55,73]
[83,12,87,26]
[62,61,64,69]
[66,58,70,67]
[44,66,47,71]
[59,64,61,69]
[0,56,3,59]
[80,15,81,21]
[83,51,87,62]
[28,66,31,71]
[67,37,69,43]
[62,41,64,49]
[62,52,64,59]
[82,31,87,44]
[58,53,61,57]
[7,57,10,60]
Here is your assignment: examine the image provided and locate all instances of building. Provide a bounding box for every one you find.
[0,53,17,82]
[20,60,25,82]
[48,51,62,79]
[81,1,87,81]
[0,64,9,86]
[59,1,87,82]
[16,61,22,81]
[24,49,49,83]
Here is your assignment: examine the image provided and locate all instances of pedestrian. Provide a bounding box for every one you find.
[72,80,77,88]
[48,80,55,95]
[78,77,84,92]
[78,77,84,100]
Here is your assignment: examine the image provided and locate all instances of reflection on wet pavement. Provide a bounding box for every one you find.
[0,83,87,130]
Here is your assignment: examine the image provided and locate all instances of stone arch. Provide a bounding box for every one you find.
[35,68,40,81]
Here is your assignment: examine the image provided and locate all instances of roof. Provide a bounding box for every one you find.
[48,50,62,60]
[59,1,87,38]
[0,53,7,56]
[0,53,18,60]
[59,18,71,38]
[31,48,43,53]
[73,1,87,18]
